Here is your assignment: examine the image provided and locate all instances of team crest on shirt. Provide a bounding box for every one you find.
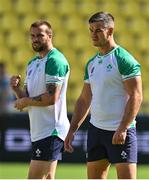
[98,59,103,64]
[106,64,112,72]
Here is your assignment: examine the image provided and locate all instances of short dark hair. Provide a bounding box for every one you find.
[89,12,114,28]
[30,20,52,34]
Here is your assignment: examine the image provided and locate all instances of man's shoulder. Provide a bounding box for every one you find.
[86,53,98,67]
[27,56,38,66]
[114,46,135,59]
[47,48,69,65]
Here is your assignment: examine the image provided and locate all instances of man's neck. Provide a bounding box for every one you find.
[98,41,117,55]
[39,45,53,58]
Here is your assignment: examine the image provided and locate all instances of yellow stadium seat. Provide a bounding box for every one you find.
[0,47,11,64]
[20,14,42,32]
[35,0,55,16]
[61,15,85,33]
[125,16,147,35]
[117,0,140,18]
[0,32,6,46]
[0,0,12,14]
[53,31,69,49]
[44,14,62,31]
[14,0,34,15]
[14,48,34,64]
[55,0,76,16]
[117,32,134,51]
[61,48,76,65]
[96,0,118,16]
[6,30,28,49]
[133,34,148,52]
[71,32,92,50]
[76,0,98,18]
[1,13,19,32]
[138,0,149,18]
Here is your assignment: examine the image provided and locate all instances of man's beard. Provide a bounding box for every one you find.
[32,43,46,52]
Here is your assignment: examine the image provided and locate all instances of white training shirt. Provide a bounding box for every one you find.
[24,48,70,142]
[84,46,141,131]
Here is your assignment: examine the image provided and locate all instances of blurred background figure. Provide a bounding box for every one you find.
[0,62,15,114]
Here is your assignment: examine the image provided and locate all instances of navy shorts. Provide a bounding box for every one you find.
[31,136,64,161]
[87,123,137,163]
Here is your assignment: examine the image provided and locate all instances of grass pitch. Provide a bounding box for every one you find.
[0,163,149,179]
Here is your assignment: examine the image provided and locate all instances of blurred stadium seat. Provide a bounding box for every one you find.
[1,12,20,32]
[20,14,42,32]
[53,31,69,49]
[54,0,77,16]
[14,48,34,65]
[0,0,148,112]
[14,0,34,16]
[0,46,11,63]
[61,15,85,33]
[35,0,55,16]
[138,0,149,18]
[76,0,98,18]
[0,0,12,14]
[6,30,28,49]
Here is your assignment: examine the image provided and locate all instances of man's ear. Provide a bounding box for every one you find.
[108,27,113,36]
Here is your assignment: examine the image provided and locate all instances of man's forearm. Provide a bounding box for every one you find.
[27,92,55,106]
[70,98,90,133]
[119,94,142,130]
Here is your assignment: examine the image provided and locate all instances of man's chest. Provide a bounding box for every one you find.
[88,57,121,86]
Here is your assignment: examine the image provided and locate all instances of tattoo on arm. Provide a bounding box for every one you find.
[32,95,42,102]
[30,83,59,102]
[46,83,57,95]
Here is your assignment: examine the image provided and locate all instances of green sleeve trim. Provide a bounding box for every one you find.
[45,50,69,77]
[115,47,141,77]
